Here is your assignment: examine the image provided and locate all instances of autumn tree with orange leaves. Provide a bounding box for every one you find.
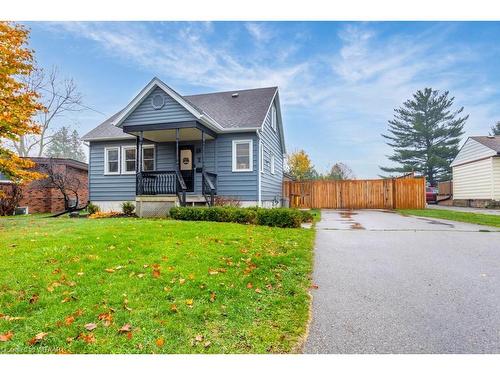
[0,21,45,184]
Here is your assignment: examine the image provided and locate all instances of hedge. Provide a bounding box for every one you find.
[169,206,312,228]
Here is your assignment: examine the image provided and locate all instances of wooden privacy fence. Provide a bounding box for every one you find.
[283,177,426,209]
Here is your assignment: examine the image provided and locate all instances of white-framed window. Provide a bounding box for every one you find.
[104,147,120,175]
[122,146,137,174]
[270,153,275,175]
[259,141,264,174]
[232,139,253,172]
[142,145,155,171]
[271,103,277,131]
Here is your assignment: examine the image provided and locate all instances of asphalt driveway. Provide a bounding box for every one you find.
[304,210,500,354]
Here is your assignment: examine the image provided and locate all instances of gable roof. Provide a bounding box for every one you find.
[470,136,500,153]
[82,78,278,141]
[185,86,278,129]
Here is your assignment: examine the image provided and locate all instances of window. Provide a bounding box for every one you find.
[271,103,277,131]
[270,153,275,175]
[259,141,264,174]
[104,147,120,175]
[142,145,155,171]
[232,139,253,172]
[122,146,136,174]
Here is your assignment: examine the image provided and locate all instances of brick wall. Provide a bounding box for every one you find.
[3,159,89,214]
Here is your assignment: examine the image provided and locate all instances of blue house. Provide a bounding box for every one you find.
[82,78,286,216]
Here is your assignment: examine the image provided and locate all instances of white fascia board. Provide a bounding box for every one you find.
[258,88,286,154]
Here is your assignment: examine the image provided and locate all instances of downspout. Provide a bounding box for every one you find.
[257,130,262,207]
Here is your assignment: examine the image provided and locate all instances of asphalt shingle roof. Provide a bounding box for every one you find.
[82,86,277,141]
[471,136,500,153]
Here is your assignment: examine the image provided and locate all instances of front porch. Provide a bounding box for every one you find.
[126,121,218,210]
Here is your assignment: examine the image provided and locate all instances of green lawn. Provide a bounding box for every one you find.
[398,209,500,228]
[0,215,314,353]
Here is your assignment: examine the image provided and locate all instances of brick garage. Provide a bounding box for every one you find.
[1,158,88,214]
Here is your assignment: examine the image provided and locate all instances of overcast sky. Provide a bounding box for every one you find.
[26,21,500,177]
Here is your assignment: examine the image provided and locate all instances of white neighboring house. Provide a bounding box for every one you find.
[450,136,500,207]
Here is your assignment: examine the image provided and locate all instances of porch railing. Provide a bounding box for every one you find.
[136,171,187,206]
[202,171,217,206]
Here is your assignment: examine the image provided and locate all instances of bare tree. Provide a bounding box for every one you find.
[0,184,24,216]
[35,159,84,213]
[326,162,355,180]
[13,66,83,157]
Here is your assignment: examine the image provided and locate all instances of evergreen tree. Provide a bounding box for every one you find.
[490,121,500,136]
[46,126,86,162]
[380,88,467,186]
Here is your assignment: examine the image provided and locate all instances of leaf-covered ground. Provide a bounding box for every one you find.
[0,216,314,353]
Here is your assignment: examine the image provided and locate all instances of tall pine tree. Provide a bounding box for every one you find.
[381,88,467,186]
[46,126,86,162]
[490,121,500,136]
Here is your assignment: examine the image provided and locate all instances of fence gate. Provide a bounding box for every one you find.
[283,177,426,209]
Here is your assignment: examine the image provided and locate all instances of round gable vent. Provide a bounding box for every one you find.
[151,94,165,110]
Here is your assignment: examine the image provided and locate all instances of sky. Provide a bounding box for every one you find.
[25,21,500,178]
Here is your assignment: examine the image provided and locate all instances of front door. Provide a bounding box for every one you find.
[179,146,194,192]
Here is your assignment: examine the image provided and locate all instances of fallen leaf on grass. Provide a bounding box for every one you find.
[170,304,178,313]
[152,264,161,278]
[204,341,211,348]
[209,292,216,302]
[29,294,39,304]
[64,316,75,326]
[84,323,97,331]
[179,278,186,285]
[0,332,13,342]
[310,284,319,289]
[118,324,132,333]
[195,334,203,342]
[28,332,47,346]
[246,282,253,289]
[77,332,96,343]
[104,268,115,273]
[98,312,113,326]
[185,299,193,307]
[156,337,165,347]
[255,288,262,294]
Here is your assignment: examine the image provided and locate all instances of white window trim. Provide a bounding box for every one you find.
[104,147,121,175]
[271,104,277,132]
[232,139,253,172]
[142,144,156,172]
[270,153,275,175]
[259,141,264,174]
[121,146,137,175]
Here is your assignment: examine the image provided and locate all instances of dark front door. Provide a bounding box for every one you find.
[179,145,194,192]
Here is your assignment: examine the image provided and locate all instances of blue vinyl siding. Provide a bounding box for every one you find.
[89,140,137,201]
[122,87,196,127]
[215,133,258,201]
[88,134,259,202]
[260,101,284,202]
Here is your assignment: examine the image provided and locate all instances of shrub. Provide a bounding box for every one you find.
[256,208,303,228]
[87,203,100,215]
[121,201,135,216]
[299,210,314,223]
[169,206,305,228]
